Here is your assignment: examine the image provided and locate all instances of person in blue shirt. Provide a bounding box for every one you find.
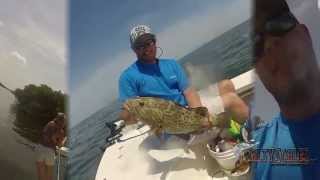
[249,0,320,179]
[118,25,249,131]
[118,25,204,125]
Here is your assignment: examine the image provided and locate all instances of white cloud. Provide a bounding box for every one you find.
[0,0,66,92]
[10,51,27,65]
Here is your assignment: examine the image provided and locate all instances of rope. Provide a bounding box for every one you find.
[117,129,151,142]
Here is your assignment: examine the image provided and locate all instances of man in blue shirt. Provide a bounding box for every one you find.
[250,0,320,179]
[118,25,249,130]
[118,25,204,125]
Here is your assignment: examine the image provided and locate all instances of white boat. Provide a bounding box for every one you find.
[95,69,255,180]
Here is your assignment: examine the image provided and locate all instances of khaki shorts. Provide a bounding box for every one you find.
[199,84,225,116]
[35,144,56,166]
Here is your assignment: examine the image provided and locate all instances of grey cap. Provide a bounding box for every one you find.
[129,25,155,48]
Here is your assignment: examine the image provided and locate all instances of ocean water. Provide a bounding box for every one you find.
[68,20,253,180]
[68,103,121,180]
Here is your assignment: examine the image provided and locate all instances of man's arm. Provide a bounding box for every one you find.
[172,60,202,108]
[183,87,202,108]
[118,73,139,124]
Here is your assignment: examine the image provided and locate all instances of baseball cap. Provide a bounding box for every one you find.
[55,112,66,121]
[129,25,156,48]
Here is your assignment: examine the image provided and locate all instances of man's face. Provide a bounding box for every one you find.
[255,24,315,105]
[133,39,157,61]
[55,118,65,128]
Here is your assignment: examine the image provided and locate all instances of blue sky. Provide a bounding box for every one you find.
[70,0,251,126]
[69,0,245,89]
[0,0,66,92]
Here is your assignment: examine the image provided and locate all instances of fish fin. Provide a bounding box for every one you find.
[154,128,162,137]
[152,126,164,141]
[191,106,209,116]
[149,125,157,134]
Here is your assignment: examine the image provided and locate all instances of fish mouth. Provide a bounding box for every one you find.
[204,115,214,128]
[202,118,213,129]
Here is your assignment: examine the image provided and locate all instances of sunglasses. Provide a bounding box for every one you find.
[254,11,298,61]
[134,39,156,51]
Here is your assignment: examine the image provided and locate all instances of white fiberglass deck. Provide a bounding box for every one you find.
[95,70,255,180]
[95,125,230,180]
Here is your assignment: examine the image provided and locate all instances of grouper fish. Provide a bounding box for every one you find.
[123,97,221,134]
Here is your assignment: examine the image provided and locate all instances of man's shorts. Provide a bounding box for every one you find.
[186,84,228,145]
[35,144,56,166]
[198,84,225,116]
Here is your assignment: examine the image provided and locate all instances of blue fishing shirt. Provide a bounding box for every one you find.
[118,59,189,106]
[251,112,320,180]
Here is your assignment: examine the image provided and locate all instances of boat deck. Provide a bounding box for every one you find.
[95,70,255,180]
[96,125,240,180]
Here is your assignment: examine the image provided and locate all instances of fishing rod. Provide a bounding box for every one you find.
[0,82,16,96]
[15,138,36,151]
